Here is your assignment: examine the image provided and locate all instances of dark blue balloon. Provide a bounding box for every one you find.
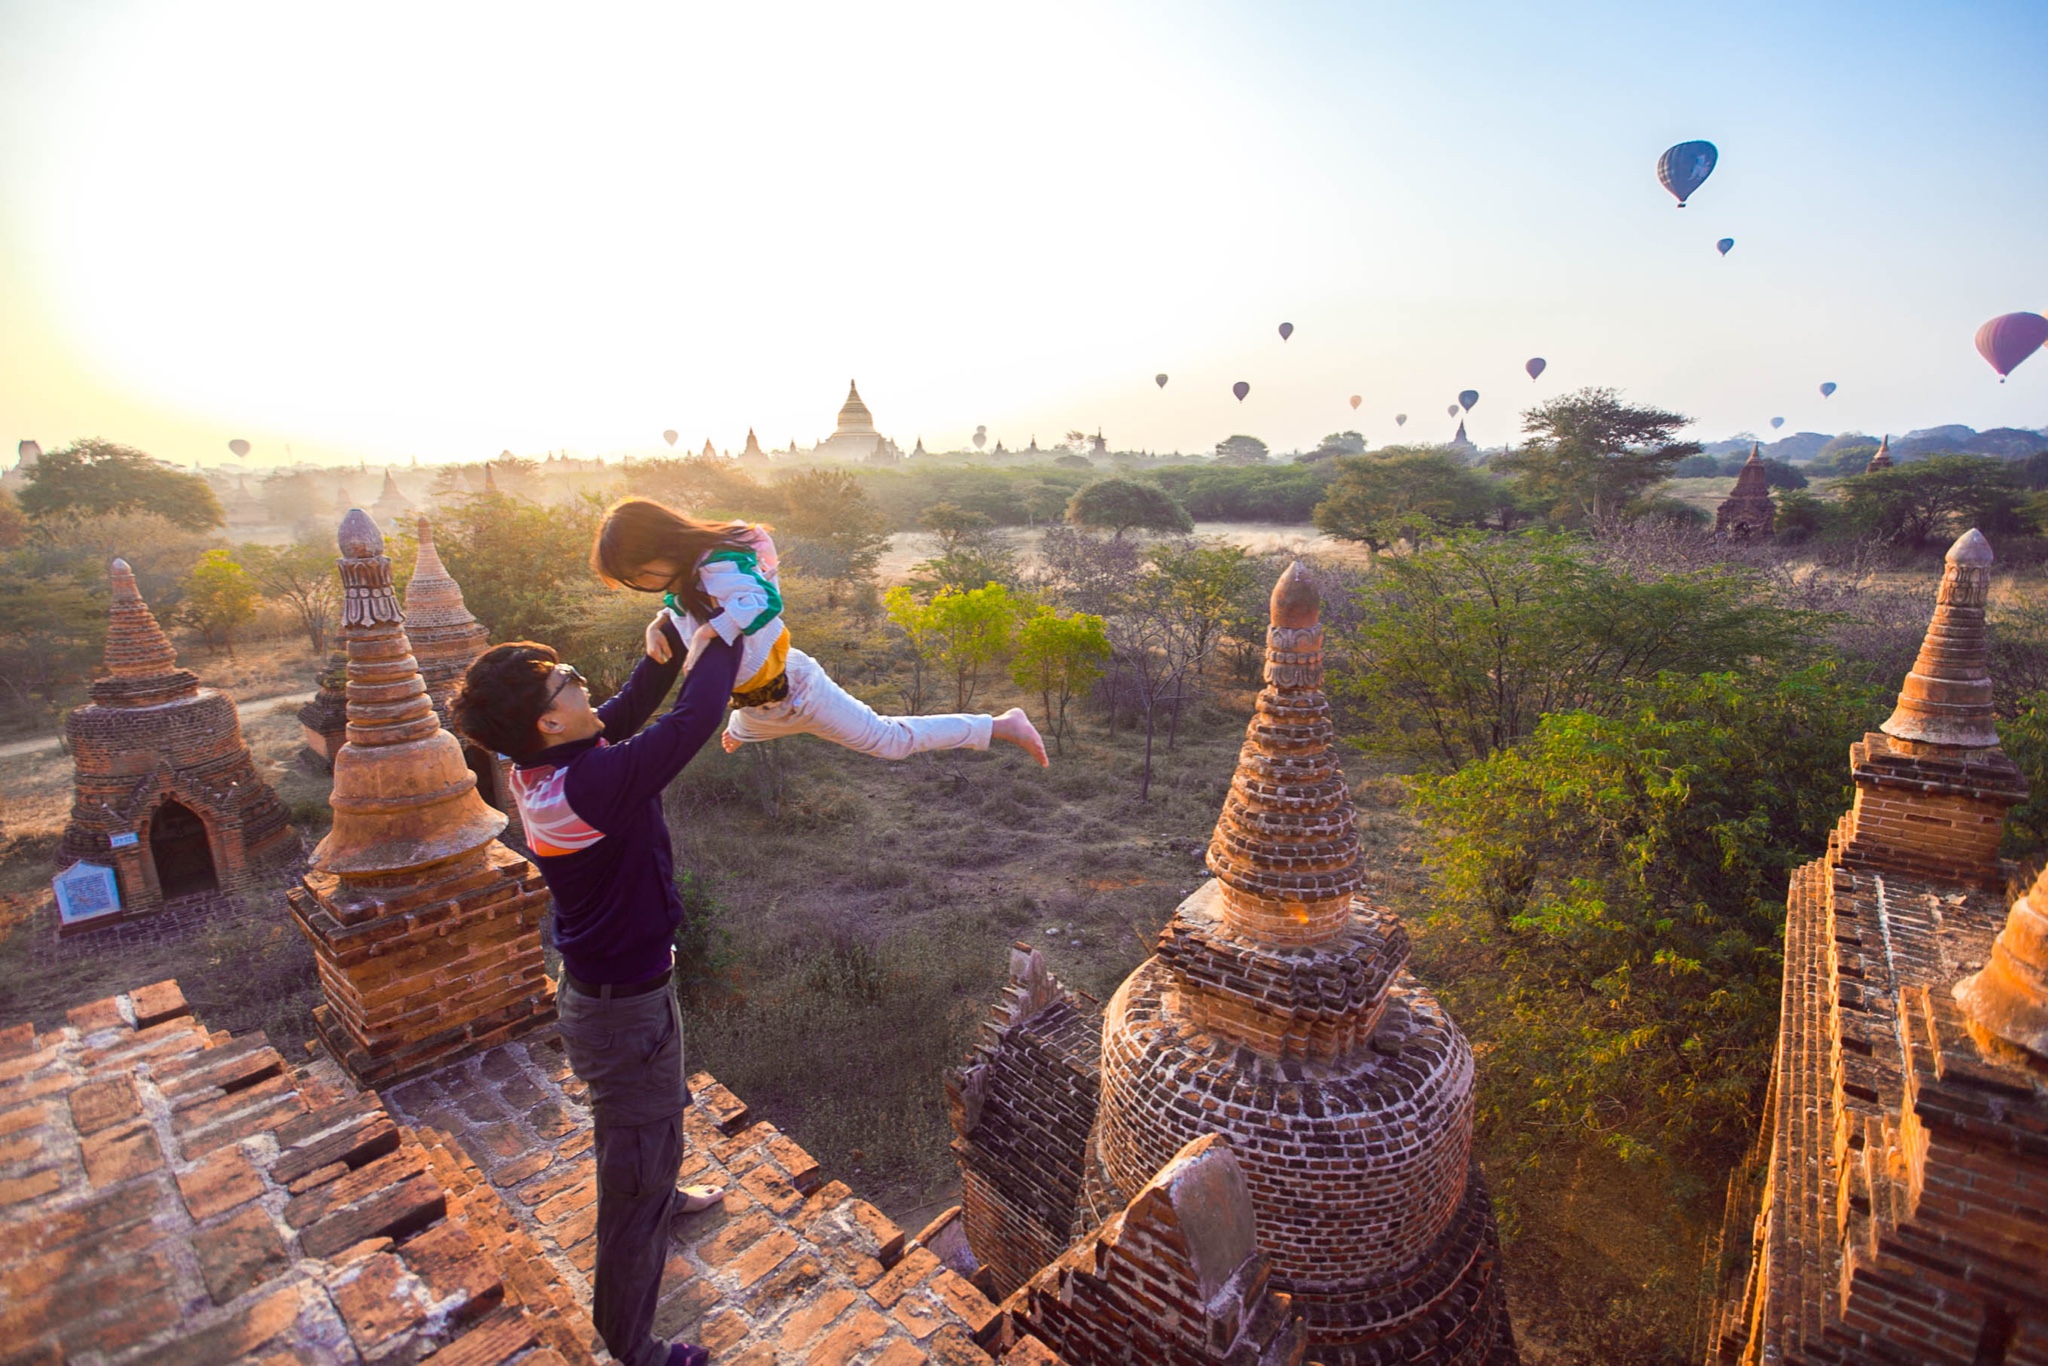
[1716,237,1734,256]
[1658,141,1718,207]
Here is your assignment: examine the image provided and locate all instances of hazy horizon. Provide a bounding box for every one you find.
[3,1,2044,471]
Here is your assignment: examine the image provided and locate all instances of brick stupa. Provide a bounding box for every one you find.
[60,559,294,919]
[1702,532,2044,1364]
[1715,443,1776,538]
[288,510,554,1088]
[402,515,519,828]
[1865,434,1894,472]
[944,564,1516,1365]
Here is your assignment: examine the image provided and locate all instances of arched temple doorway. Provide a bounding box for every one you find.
[150,799,218,900]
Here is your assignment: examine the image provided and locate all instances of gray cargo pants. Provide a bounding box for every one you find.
[555,981,692,1366]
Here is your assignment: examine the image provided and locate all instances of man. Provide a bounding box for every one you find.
[452,611,738,1366]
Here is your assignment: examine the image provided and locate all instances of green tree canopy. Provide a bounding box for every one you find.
[1833,455,2035,548]
[17,440,224,531]
[1312,452,1499,551]
[1494,388,1700,525]
[1214,434,1270,465]
[431,491,600,642]
[1329,530,1825,767]
[177,548,261,653]
[775,469,891,605]
[1065,479,1193,538]
[1009,606,1110,752]
[1300,431,1367,463]
[240,535,341,652]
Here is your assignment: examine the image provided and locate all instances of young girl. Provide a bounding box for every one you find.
[591,498,1047,766]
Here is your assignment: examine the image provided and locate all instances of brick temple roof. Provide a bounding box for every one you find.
[0,981,1025,1364]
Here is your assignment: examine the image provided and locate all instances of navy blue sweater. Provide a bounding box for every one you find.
[512,627,739,985]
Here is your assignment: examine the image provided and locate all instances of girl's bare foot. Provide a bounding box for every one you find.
[992,708,1048,766]
[721,730,742,753]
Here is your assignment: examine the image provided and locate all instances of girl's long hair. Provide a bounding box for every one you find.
[591,497,757,620]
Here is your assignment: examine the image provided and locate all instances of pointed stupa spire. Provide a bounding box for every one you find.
[402,517,474,630]
[1729,442,1771,496]
[1205,562,1362,944]
[313,510,504,877]
[92,559,198,706]
[1955,859,2048,1058]
[1867,434,1894,472]
[702,439,717,461]
[382,470,400,495]
[1880,529,2000,748]
[482,463,498,493]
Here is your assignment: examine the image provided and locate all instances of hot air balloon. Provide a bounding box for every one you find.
[662,430,678,447]
[228,439,250,458]
[1155,373,1169,389]
[1349,395,1362,410]
[1395,414,1408,427]
[1233,381,1251,402]
[1975,312,2048,381]
[1770,417,1785,430]
[1458,390,1479,413]
[973,426,987,450]
[1716,238,1734,257]
[1657,140,1717,207]
[1278,323,1294,341]
[1446,404,1460,419]
[1525,358,1546,381]
[1819,382,1837,399]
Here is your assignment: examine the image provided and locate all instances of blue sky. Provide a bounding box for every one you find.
[1,0,2043,465]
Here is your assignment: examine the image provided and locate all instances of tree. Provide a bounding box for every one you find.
[1328,531,1824,768]
[0,489,27,550]
[1313,452,1498,550]
[1413,664,1880,1171]
[1214,434,1269,465]
[17,440,224,531]
[1146,540,1259,683]
[1033,525,1144,617]
[626,454,777,520]
[1299,431,1367,463]
[910,503,1018,595]
[177,548,261,654]
[1494,388,1700,525]
[931,583,1018,711]
[883,586,942,715]
[775,469,891,607]
[1065,479,1192,539]
[1834,455,2035,548]
[0,576,103,712]
[239,536,341,652]
[1009,607,1110,752]
[432,490,600,642]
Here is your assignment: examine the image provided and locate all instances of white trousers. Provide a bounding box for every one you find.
[725,648,993,761]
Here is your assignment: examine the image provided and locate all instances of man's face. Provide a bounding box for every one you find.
[534,663,602,748]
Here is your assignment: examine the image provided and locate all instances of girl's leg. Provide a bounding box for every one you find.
[773,651,992,761]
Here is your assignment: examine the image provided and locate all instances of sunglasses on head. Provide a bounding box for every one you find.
[546,664,588,706]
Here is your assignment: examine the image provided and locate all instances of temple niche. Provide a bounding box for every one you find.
[60,559,295,920]
[287,510,554,1087]
[1714,444,1776,539]
[940,564,1516,1365]
[1701,529,2045,1365]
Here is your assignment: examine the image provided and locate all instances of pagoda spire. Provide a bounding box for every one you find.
[1867,434,1894,472]
[313,510,504,879]
[1206,562,1362,945]
[92,559,197,707]
[1879,528,1999,748]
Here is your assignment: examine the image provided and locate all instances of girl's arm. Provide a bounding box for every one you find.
[596,613,687,741]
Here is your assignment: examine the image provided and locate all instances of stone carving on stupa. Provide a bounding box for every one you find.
[1715,443,1776,538]
[287,510,554,1087]
[945,564,1517,1365]
[60,559,295,921]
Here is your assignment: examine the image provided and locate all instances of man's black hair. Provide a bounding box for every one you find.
[451,641,562,761]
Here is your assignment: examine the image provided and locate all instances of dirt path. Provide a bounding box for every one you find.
[0,690,317,760]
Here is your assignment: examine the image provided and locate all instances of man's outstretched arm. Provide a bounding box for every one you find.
[566,638,740,827]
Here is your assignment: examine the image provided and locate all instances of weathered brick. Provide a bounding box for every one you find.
[193,1204,290,1305]
[807,1307,893,1366]
[80,1119,162,1187]
[329,1251,428,1351]
[178,1143,266,1220]
[67,1076,140,1136]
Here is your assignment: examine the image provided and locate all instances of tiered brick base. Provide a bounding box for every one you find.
[0,980,593,1363]
[289,842,556,1088]
[1839,733,2026,890]
[1094,887,1512,1365]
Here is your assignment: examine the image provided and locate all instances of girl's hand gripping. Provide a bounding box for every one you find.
[644,612,675,664]
[682,624,718,675]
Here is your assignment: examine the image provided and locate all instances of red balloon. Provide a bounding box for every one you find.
[1232,381,1250,402]
[1975,312,2048,381]
[1348,395,1362,410]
